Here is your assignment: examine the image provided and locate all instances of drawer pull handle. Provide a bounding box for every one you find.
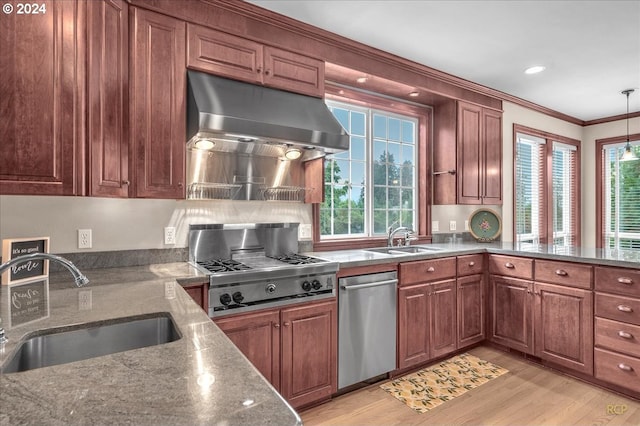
[618,363,633,372]
[427,267,435,272]
[555,269,568,276]
[505,262,515,269]
[469,261,475,267]
[618,330,633,339]
[617,305,633,313]
[273,323,280,328]
[617,277,634,285]
[283,322,290,327]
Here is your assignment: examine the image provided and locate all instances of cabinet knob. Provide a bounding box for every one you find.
[555,269,568,277]
[617,305,633,313]
[426,266,435,272]
[618,363,634,372]
[257,66,262,74]
[618,330,633,339]
[527,289,532,295]
[273,323,280,328]
[122,180,130,185]
[617,277,634,285]
[178,182,183,188]
[505,262,515,269]
[469,261,475,267]
[283,322,290,327]
[265,69,271,76]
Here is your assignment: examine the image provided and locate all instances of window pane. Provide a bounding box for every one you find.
[388,118,401,141]
[351,161,365,185]
[373,185,386,209]
[351,111,366,136]
[402,145,414,165]
[351,137,365,161]
[373,139,387,161]
[373,114,386,138]
[401,121,415,144]
[332,108,349,130]
[387,142,401,164]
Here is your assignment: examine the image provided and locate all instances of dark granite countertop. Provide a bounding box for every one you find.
[0,263,301,426]
[307,242,640,270]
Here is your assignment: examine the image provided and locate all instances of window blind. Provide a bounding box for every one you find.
[552,142,578,246]
[515,133,546,243]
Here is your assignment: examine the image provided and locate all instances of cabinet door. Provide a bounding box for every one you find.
[482,108,502,204]
[534,282,593,375]
[130,7,186,198]
[186,24,263,84]
[215,310,281,390]
[87,0,129,197]
[429,279,457,358]
[281,300,337,409]
[490,276,534,354]
[398,284,430,368]
[263,47,324,98]
[458,274,485,347]
[457,102,483,204]
[0,0,84,195]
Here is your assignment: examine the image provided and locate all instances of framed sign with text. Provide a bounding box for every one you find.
[1,237,50,285]
[2,278,50,327]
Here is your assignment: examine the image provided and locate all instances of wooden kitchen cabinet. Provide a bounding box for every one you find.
[0,0,85,195]
[130,7,186,198]
[397,257,457,369]
[215,299,337,409]
[489,275,534,354]
[457,274,485,348]
[182,281,209,314]
[187,24,324,98]
[433,101,502,205]
[87,0,129,197]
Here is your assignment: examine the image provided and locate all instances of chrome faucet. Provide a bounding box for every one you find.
[387,225,417,247]
[0,253,89,287]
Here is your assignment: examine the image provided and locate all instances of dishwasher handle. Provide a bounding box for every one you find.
[341,279,398,291]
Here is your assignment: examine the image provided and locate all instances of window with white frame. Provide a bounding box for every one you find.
[321,101,418,239]
[514,127,580,246]
[602,141,640,249]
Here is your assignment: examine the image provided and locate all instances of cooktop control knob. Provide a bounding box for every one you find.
[312,279,322,290]
[232,291,244,304]
[220,293,232,305]
[266,283,277,294]
[301,280,312,292]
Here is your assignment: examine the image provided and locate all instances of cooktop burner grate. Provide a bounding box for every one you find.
[268,253,324,265]
[197,259,252,273]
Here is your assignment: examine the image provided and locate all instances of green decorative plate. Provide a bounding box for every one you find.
[469,209,502,242]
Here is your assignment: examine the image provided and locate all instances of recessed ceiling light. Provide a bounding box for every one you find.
[408,91,419,97]
[524,66,546,75]
[356,76,368,84]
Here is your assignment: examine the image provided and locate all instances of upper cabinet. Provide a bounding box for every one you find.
[130,7,186,198]
[187,24,325,98]
[87,0,129,197]
[0,0,85,195]
[434,100,503,205]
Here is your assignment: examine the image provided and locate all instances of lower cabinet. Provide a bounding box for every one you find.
[181,281,209,314]
[215,299,337,409]
[397,279,457,369]
[489,275,593,375]
[457,273,485,348]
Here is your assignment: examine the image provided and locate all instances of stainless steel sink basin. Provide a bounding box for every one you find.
[1,313,181,374]
[365,245,443,255]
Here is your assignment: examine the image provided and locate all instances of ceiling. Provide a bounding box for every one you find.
[248,0,640,122]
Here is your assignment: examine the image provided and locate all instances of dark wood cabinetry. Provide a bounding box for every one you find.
[182,281,209,314]
[187,24,324,98]
[130,7,186,198]
[0,0,85,195]
[397,258,457,369]
[457,254,485,348]
[87,0,129,197]
[489,275,534,353]
[215,299,337,409]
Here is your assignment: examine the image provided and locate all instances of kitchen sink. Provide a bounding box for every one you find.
[1,313,181,374]
[365,245,443,255]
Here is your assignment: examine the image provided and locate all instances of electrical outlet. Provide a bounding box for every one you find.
[78,229,92,249]
[432,221,439,232]
[449,220,457,231]
[78,290,92,311]
[465,220,469,231]
[164,227,176,245]
[164,282,176,299]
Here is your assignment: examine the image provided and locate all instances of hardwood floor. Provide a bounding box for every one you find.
[301,347,640,425]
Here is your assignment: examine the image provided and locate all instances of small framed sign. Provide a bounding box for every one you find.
[3,278,50,327]
[1,237,50,285]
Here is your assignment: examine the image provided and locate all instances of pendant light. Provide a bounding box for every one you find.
[620,89,637,161]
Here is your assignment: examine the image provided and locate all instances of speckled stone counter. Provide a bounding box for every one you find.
[307,241,640,270]
[0,265,301,426]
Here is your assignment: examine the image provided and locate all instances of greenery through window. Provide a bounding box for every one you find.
[321,101,417,238]
[602,141,640,249]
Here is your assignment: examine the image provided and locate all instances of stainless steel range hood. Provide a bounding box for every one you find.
[186,70,349,162]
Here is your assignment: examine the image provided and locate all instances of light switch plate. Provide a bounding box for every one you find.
[449,220,457,231]
[299,224,312,239]
[432,221,439,232]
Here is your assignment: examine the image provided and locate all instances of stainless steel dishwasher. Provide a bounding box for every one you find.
[338,271,397,389]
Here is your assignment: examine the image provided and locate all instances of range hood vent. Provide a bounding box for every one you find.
[187,70,349,161]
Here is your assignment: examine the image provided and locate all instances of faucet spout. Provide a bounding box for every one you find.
[0,253,89,287]
[387,225,414,247]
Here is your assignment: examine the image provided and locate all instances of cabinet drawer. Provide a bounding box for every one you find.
[399,257,456,286]
[534,260,592,289]
[595,293,640,326]
[595,266,640,298]
[457,254,484,276]
[594,348,640,393]
[596,317,640,358]
[489,255,533,280]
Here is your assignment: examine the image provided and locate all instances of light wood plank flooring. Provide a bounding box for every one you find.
[301,347,640,425]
